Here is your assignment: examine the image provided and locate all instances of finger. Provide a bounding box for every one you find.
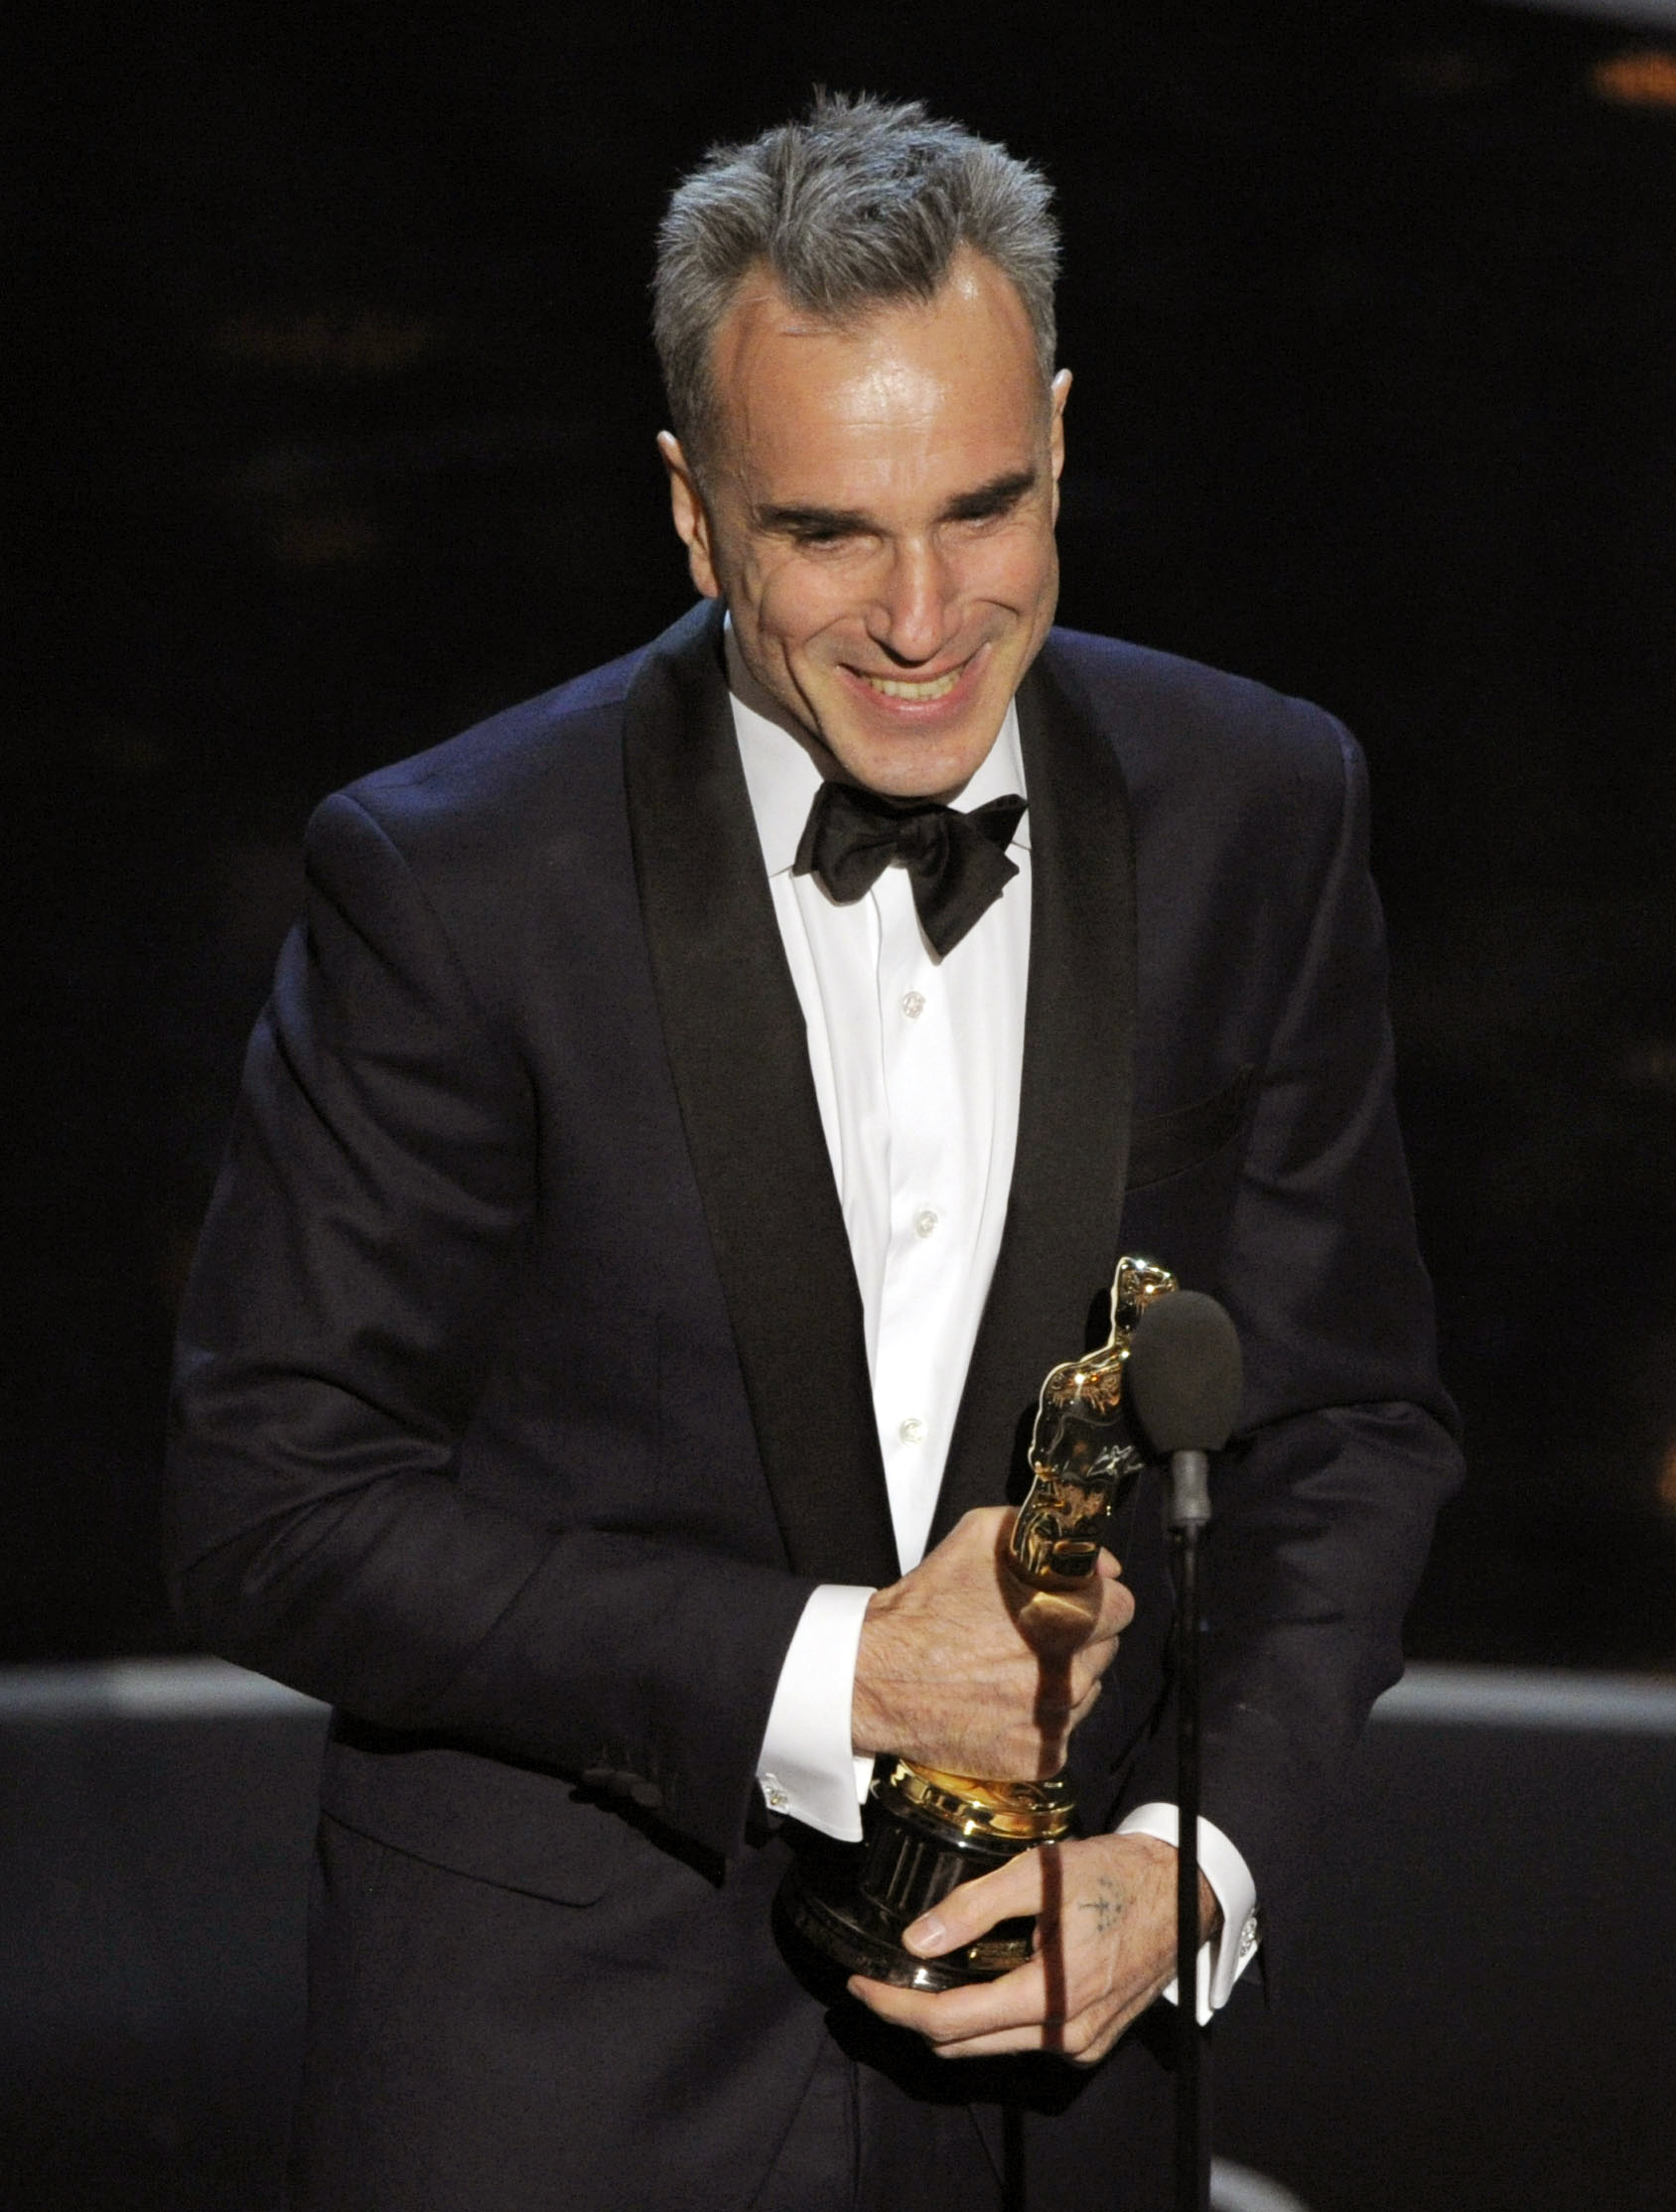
[974,1503,1020,1557]
[1035,1673,1094,1724]
[914,2004,1135,2065]
[850,1966,1154,2066]
[904,1943,1174,2065]
[847,1953,1052,2046]
[902,1848,1048,1960]
[1016,1585,1102,1648]
[1095,1576,1136,1636]
[1066,1584,1132,1665]
[1064,1676,1104,1731]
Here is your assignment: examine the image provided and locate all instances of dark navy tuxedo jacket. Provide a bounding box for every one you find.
[167,601,1461,2206]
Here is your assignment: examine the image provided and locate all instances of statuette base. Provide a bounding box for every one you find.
[777,1759,1073,1989]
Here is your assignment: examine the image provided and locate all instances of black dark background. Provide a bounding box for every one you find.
[6,0,1674,1670]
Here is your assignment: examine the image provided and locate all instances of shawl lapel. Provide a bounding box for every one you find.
[926,638,1140,1546]
[623,603,899,1587]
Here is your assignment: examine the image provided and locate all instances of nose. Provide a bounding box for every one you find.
[866,537,955,665]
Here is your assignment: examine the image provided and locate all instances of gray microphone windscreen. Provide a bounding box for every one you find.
[1126,1292,1243,1452]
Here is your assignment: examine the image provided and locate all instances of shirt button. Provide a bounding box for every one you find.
[901,990,926,1020]
[914,1208,938,1239]
[899,1416,927,1445]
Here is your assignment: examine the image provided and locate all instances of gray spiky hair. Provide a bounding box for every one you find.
[653,91,1059,472]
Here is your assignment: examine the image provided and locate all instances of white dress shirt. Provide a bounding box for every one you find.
[727,637,1257,2018]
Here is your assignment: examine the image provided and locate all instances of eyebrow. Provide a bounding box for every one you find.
[754,468,1040,538]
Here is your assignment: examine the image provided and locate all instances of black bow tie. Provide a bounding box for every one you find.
[793,781,1028,957]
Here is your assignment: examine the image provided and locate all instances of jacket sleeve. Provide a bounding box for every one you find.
[1119,721,1464,1985]
[165,789,816,1861]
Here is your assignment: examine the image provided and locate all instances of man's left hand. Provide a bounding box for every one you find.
[847,1832,1219,2065]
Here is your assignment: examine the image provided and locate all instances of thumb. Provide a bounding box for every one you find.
[902,1847,1049,1959]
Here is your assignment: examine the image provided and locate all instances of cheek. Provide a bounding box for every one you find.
[963,525,1056,612]
[749,562,855,662]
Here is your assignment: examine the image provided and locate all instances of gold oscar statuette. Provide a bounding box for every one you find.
[776,1255,1179,1991]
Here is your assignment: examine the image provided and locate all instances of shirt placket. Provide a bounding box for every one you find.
[871,864,969,1572]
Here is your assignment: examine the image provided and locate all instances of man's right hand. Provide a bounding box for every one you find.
[850,1506,1133,1780]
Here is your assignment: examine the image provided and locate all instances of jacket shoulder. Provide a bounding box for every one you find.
[1043,626,1357,797]
[330,638,650,856]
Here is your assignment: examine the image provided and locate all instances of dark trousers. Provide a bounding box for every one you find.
[751,2014,1190,2212]
[291,1817,1190,2212]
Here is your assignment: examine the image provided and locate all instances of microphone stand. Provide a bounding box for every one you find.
[1122,1286,1241,2212]
[1169,1448,1212,2212]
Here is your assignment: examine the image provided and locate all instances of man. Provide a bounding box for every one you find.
[168,95,1461,2211]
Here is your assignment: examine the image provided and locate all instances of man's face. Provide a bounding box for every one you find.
[660,249,1069,801]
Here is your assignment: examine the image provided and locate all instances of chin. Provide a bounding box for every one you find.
[841,735,991,800]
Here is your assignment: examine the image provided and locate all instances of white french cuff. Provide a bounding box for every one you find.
[1115,1803,1261,2025]
[755,1583,878,1841]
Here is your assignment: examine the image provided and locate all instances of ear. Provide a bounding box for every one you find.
[1048,368,1071,520]
[657,432,722,600]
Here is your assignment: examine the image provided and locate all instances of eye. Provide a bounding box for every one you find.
[952,495,1022,530]
[789,523,870,555]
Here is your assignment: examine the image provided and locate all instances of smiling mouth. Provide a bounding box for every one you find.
[853,661,969,703]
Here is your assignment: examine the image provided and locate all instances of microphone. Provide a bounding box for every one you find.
[1125,1290,1243,1530]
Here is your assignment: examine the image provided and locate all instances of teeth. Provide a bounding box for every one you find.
[858,666,964,701]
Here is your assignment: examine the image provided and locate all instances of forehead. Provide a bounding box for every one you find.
[709,250,1047,502]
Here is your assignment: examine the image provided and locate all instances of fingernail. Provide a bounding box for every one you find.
[904,1913,947,1956]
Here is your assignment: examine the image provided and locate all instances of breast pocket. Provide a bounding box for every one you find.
[1120,1064,1258,1290]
